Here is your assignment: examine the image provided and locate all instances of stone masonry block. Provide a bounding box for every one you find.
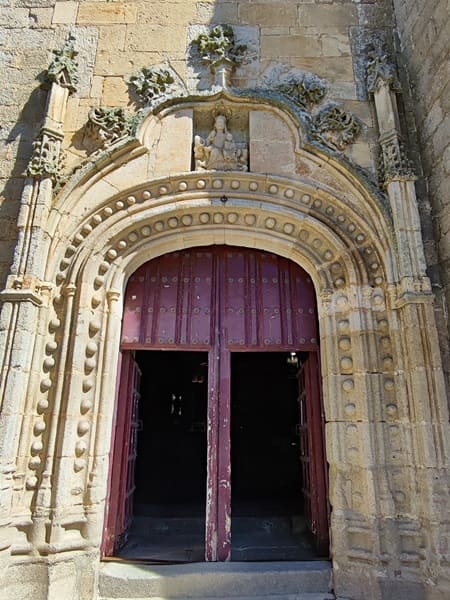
[102,77,129,106]
[261,35,322,58]
[77,2,137,25]
[196,1,238,24]
[0,8,30,27]
[52,1,78,24]
[136,2,198,26]
[289,56,355,81]
[321,33,351,57]
[95,50,161,77]
[29,7,53,28]
[239,3,297,27]
[126,25,187,53]
[298,4,358,32]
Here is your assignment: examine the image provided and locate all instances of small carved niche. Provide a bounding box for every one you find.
[192,105,249,172]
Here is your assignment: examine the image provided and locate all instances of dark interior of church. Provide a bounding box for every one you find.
[118,350,318,562]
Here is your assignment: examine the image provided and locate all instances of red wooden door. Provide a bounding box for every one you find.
[298,353,329,555]
[106,247,328,560]
[103,351,141,556]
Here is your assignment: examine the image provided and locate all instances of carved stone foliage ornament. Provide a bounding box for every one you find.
[129,65,184,106]
[277,74,326,111]
[192,24,247,69]
[194,109,248,172]
[366,41,401,94]
[312,104,362,152]
[86,107,139,149]
[26,129,65,183]
[46,35,79,93]
[379,137,416,186]
[272,69,361,152]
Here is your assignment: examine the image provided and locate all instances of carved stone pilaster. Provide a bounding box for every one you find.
[366,43,426,289]
[365,43,414,186]
[25,36,79,185]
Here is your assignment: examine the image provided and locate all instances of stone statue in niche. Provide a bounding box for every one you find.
[194,113,248,171]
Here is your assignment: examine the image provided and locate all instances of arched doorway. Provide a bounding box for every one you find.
[103,246,328,562]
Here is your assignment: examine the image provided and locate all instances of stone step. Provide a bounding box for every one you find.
[99,561,332,599]
[100,594,335,600]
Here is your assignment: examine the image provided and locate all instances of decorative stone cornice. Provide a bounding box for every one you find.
[86,107,140,149]
[312,104,361,152]
[46,35,79,94]
[366,42,401,95]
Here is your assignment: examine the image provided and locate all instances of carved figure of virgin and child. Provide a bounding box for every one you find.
[194,113,248,171]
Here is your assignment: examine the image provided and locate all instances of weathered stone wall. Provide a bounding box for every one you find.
[392,0,450,383]
[0,0,397,291]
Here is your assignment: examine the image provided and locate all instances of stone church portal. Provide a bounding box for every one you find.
[0,4,449,599]
[104,247,328,562]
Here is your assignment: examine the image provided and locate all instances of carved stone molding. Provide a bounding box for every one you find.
[46,35,79,94]
[312,104,362,152]
[268,69,361,152]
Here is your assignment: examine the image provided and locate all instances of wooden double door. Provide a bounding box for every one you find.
[103,246,328,560]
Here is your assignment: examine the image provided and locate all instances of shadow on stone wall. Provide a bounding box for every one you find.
[0,82,47,291]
